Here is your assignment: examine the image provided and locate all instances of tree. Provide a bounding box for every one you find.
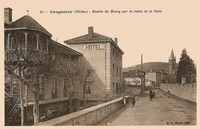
[176,48,196,84]
[5,31,54,125]
[54,56,95,108]
[116,79,126,95]
[78,67,95,107]
[5,49,53,125]
[52,55,80,113]
[5,31,95,125]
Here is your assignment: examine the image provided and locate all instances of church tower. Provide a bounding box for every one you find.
[168,49,177,75]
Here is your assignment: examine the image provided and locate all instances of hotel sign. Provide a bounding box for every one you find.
[84,44,105,50]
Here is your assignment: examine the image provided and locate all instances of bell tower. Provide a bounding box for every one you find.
[168,49,177,75]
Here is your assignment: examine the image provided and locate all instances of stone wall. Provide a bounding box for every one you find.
[35,96,127,126]
[160,83,196,103]
[124,86,141,96]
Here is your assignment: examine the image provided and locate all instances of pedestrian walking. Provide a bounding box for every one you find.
[157,90,160,97]
[167,90,170,98]
[131,95,136,108]
[122,95,127,107]
[149,89,153,101]
[152,91,155,99]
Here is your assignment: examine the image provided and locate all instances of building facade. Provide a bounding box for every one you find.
[4,8,83,125]
[64,27,124,99]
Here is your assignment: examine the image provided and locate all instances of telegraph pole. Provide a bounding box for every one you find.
[141,54,143,71]
[141,54,145,95]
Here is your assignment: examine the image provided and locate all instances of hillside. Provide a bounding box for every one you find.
[123,62,169,72]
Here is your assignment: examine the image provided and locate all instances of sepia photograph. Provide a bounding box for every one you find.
[2,0,199,127]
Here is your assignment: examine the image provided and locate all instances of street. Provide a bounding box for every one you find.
[98,91,196,126]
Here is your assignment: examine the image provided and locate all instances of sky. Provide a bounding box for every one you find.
[2,0,200,68]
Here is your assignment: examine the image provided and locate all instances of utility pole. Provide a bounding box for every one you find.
[141,54,145,96]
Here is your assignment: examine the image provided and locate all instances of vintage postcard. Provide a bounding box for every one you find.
[1,0,199,127]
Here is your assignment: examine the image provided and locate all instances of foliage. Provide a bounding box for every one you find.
[5,32,54,125]
[176,48,196,84]
[54,57,95,107]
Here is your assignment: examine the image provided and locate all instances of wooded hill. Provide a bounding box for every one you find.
[123,62,169,73]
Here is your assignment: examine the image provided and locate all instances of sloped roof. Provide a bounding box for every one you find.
[49,39,82,56]
[64,32,124,54]
[6,15,52,36]
[64,33,113,43]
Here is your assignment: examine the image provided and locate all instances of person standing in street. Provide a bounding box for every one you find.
[167,90,170,98]
[149,89,153,101]
[152,91,155,99]
[157,90,160,98]
[131,95,136,108]
[122,95,127,107]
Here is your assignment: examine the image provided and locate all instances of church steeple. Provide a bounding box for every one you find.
[170,49,175,59]
[169,49,177,75]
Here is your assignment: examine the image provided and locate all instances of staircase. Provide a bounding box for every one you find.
[5,87,21,125]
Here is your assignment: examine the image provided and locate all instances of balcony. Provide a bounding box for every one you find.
[5,49,49,64]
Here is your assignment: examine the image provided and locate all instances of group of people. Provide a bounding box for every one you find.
[122,95,136,108]
[149,89,157,101]
[149,89,170,100]
[122,89,170,108]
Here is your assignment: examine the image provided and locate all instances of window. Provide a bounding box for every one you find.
[39,77,44,100]
[63,79,68,97]
[113,64,115,76]
[85,83,91,94]
[119,67,122,78]
[116,82,118,94]
[52,78,57,98]
[113,46,115,55]
[116,66,118,77]
[113,82,115,95]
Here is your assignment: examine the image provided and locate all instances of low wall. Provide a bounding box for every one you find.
[35,96,128,126]
[160,83,196,103]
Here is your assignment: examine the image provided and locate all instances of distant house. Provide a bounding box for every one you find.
[145,72,161,86]
[124,77,141,86]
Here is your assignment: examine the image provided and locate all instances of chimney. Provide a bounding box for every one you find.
[114,37,118,45]
[4,8,13,24]
[88,26,94,39]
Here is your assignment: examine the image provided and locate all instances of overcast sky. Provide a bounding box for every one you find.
[2,0,199,68]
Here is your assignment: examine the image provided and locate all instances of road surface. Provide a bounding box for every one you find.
[98,91,196,126]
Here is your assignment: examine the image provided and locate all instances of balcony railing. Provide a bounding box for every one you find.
[5,49,49,63]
